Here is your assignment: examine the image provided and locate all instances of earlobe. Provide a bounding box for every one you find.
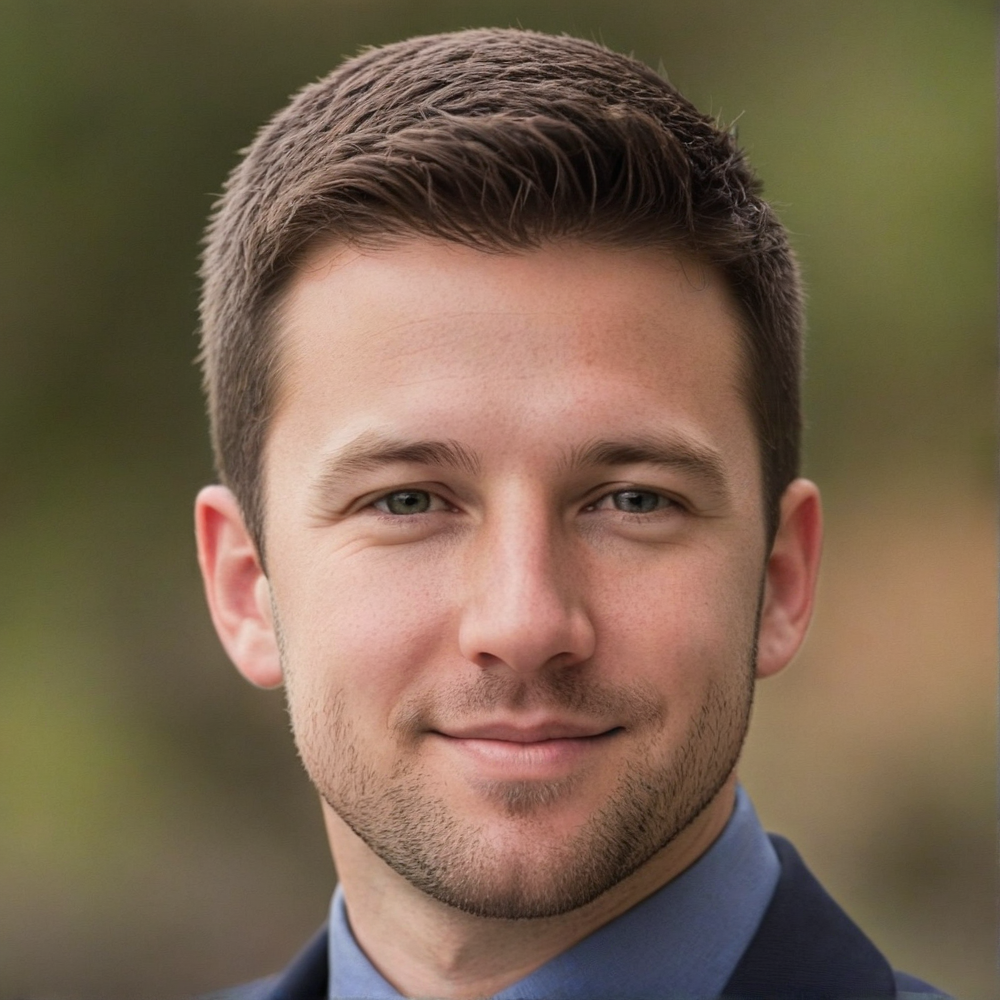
[755,479,823,680]
[194,485,284,689]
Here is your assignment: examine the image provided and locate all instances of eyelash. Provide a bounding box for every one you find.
[369,487,681,519]
[585,490,678,516]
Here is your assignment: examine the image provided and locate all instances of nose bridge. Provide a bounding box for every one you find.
[458,488,595,672]
[489,497,566,615]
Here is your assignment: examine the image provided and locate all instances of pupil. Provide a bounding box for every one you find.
[614,490,657,513]
[387,491,430,515]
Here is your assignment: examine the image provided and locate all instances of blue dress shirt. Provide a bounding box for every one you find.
[328,786,780,999]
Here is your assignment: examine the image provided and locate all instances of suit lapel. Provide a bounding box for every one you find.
[722,835,896,998]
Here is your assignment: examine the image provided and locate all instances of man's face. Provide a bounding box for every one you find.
[257,241,769,918]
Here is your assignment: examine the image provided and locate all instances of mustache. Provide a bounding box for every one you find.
[393,669,663,733]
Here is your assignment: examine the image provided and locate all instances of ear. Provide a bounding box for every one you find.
[194,485,283,689]
[755,478,823,680]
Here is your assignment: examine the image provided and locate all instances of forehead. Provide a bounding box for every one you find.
[268,240,756,480]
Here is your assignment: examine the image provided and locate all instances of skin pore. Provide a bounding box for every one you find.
[195,241,822,998]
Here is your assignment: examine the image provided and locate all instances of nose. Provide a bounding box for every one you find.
[457,505,596,674]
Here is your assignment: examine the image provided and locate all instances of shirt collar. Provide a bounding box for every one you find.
[328,786,778,1000]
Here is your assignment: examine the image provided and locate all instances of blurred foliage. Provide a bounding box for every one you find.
[0,1,994,998]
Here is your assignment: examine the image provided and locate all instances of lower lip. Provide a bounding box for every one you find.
[434,732,618,777]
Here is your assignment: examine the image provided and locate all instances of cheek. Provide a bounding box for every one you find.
[274,544,461,717]
[589,545,762,693]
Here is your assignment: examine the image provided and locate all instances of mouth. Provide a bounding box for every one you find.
[436,721,623,742]
[429,721,625,776]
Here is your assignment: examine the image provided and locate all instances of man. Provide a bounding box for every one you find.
[193,28,949,1000]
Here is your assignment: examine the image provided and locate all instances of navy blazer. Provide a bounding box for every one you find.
[199,836,946,1000]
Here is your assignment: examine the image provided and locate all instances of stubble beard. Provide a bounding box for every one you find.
[283,649,756,921]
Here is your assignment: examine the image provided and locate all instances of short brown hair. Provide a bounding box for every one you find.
[199,28,803,555]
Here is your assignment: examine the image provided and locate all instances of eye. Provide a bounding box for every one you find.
[589,489,676,514]
[374,490,435,515]
[611,489,670,513]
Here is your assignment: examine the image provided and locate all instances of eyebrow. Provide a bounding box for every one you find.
[566,435,731,503]
[313,431,481,497]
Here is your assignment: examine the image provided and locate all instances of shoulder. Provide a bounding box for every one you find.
[195,975,279,1000]
[894,969,956,999]
[723,834,953,999]
[193,924,328,1000]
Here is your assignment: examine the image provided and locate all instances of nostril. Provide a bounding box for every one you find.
[471,651,506,669]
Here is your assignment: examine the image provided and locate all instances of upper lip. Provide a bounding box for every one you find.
[435,721,619,742]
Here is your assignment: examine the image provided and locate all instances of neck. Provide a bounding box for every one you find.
[323,776,738,1000]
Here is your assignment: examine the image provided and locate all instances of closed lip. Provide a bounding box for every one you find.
[434,721,621,742]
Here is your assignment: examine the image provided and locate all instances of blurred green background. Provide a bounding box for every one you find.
[0,1,994,997]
